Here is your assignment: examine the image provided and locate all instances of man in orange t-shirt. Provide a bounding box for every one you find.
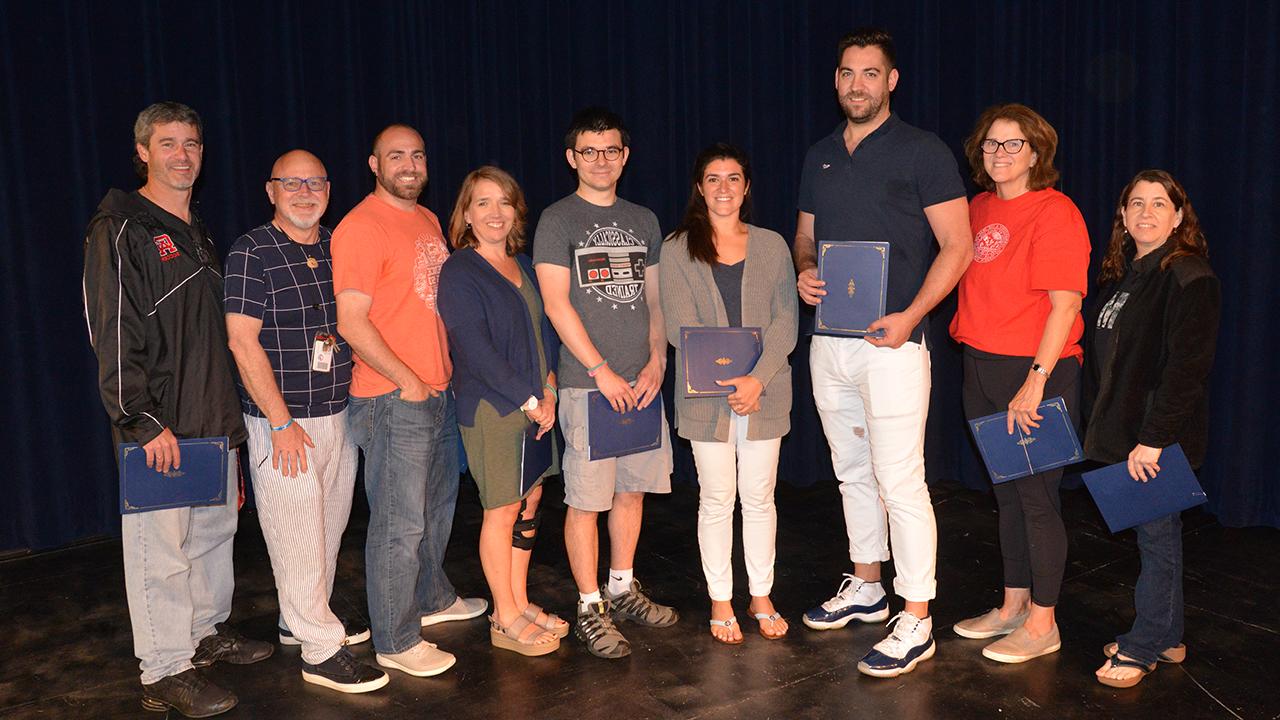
[332,124,486,679]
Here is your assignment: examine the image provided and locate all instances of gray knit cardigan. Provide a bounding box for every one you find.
[660,224,798,442]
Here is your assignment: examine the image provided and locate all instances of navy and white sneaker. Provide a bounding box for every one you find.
[802,574,890,630]
[857,611,935,678]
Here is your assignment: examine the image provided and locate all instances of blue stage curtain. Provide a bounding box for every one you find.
[2,0,1275,550]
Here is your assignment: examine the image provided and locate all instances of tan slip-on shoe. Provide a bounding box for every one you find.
[981,624,1061,664]
[953,607,1029,639]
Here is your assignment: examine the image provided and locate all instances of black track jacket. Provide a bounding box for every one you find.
[82,189,247,447]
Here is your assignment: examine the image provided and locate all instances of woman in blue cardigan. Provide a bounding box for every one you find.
[438,166,566,657]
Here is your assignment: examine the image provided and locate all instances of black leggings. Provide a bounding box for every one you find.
[962,349,1080,608]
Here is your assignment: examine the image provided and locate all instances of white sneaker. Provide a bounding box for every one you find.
[376,640,456,677]
[421,596,489,627]
[857,611,936,678]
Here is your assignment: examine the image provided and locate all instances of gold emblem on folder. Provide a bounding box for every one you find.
[714,357,732,366]
[1016,436,1037,447]
[847,278,856,299]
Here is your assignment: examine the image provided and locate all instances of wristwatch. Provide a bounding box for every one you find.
[1030,363,1050,378]
[520,395,539,412]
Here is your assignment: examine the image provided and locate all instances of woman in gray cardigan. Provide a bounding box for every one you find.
[660,144,798,644]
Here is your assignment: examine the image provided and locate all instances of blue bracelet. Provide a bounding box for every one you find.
[271,418,294,432]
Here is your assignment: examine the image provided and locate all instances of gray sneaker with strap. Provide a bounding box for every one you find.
[607,580,679,628]
[574,600,631,659]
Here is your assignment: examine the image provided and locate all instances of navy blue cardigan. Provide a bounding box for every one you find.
[438,247,560,427]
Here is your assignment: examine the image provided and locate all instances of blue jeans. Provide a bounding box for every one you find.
[122,449,239,684]
[348,389,460,654]
[1116,511,1183,666]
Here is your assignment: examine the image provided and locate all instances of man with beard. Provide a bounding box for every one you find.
[332,125,486,678]
[224,150,388,693]
[83,101,272,718]
[792,28,972,678]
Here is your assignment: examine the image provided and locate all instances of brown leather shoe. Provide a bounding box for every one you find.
[191,622,274,667]
[141,668,237,717]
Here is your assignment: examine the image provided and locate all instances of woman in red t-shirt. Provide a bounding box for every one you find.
[948,104,1091,664]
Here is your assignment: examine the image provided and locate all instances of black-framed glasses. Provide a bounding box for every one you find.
[572,146,623,162]
[980,138,1028,154]
[269,176,329,192]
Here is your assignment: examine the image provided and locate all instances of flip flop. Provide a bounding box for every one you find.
[753,612,788,640]
[523,603,571,639]
[1096,654,1156,688]
[709,616,744,645]
[1103,642,1186,664]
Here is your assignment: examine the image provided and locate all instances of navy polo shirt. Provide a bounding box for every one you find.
[798,114,966,341]
[223,223,352,418]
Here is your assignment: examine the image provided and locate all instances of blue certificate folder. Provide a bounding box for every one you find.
[967,397,1083,484]
[520,423,554,496]
[815,241,889,337]
[1081,444,1207,533]
[680,326,763,397]
[118,436,229,514]
[586,391,663,461]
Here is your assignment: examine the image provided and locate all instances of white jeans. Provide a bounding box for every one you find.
[246,411,358,665]
[690,413,782,600]
[810,335,937,602]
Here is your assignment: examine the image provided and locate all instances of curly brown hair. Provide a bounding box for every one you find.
[448,165,528,256]
[1098,169,1208,284]
[963,103,1060,192]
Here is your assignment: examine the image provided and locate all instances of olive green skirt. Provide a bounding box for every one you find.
[460,399,559,509]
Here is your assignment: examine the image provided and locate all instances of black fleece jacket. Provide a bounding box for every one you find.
[1082,243,1220,469]
[82,189,247,447]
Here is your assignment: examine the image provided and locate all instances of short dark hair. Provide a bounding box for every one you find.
[836,27,896,70]
[132,101,202,180]
[964,103,1061,192]
[564,106,630,150]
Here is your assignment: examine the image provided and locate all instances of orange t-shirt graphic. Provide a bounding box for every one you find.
[331,194,453,397]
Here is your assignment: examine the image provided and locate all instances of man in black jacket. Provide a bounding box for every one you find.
[83,101,271,718]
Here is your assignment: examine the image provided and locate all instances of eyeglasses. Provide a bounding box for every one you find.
[572,146,623,162]
[980,138,1028,154]
[269,176,329,192]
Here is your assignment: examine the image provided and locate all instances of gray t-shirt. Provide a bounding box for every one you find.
[532,193,663,389]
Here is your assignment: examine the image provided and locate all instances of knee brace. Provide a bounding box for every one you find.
[511,498,542,551]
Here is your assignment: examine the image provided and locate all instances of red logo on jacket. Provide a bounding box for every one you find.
[153,234,181,261]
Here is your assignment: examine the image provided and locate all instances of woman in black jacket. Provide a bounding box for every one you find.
[1084,170,1220,688]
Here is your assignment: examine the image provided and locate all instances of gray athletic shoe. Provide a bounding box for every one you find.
[574,600,631,659]
[607,580,679,628]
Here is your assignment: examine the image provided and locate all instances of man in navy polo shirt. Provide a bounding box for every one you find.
[224,149,388,694]
[792,28,973,678]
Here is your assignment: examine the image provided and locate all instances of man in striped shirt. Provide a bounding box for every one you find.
[225,149,388,694]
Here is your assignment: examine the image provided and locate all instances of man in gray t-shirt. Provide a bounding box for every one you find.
[533,107,678,660]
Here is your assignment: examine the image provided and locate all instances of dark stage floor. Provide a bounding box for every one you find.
[1,477,1276,720]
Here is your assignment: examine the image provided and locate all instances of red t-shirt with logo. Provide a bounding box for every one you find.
[950,188,1091,360]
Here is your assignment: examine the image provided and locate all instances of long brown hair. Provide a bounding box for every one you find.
[1098,169,1208,283]
[963,103,1060,192]
[448,165,528,256]
[670,143,752,265]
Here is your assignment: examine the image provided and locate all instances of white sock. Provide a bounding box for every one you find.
[607,568,634,597]
[579,590,602,607]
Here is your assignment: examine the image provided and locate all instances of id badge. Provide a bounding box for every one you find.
[312,333,336,373]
